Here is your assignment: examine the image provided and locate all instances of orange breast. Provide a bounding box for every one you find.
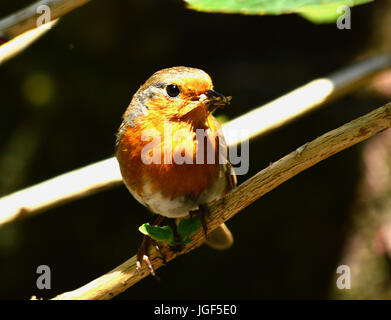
[117,114,221,199]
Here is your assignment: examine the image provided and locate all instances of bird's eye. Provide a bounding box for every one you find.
[166,84,180,97]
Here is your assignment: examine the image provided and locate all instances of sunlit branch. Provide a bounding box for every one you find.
[0,0,91,39]
[0,19,58,65]
[0,0,92,64]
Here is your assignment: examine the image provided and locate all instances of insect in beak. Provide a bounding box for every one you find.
[199,90,232,113]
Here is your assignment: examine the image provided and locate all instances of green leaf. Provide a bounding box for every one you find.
[139,217,201,246]
[177,217,201,238]
[138,223,174,242]
[184,0,372,23]
[298,0,368,23]
[298,5,342,23]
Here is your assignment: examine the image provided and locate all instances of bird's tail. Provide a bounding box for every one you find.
[205,223,233,250]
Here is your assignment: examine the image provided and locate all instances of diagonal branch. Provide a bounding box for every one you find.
[52,102,391,300]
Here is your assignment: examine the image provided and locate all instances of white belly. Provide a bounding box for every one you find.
[124,166,228,218]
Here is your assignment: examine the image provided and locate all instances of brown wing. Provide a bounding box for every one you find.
[204,115,236,250]
[209,115,237,195]
[224,154,237,193]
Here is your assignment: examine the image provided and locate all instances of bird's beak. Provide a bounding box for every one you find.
[200,90,232,113]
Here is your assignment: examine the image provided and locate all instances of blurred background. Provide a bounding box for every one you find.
[1,0,391,299]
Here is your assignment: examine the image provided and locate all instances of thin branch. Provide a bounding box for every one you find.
[0,158,121,225]
[52,102,391,300]
[1,55,390,227]
[0,19,58,65]
[0,0,92,65]
[0,0,92,39]
[223,55,391,145]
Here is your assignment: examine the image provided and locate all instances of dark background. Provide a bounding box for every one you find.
[0,0,387,299]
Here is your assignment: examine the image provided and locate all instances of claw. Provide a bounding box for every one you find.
[143,254,158,279]
[136,260,142,273]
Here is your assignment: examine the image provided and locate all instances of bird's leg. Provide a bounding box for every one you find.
[136,215,166,278]
[189,203,210,239]
[168,219,184,252]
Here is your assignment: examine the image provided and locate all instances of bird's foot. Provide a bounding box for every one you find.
[189,203,210,239]
[136,235,167,279]
[136,216,167,279]
[167,219,185,252]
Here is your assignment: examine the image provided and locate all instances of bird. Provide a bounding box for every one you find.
[115,66,236,276]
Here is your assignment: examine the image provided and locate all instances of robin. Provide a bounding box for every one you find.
[115,66,236,276]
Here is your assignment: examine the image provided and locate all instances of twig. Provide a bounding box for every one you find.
[1,55,390,227]
[0,0,92,39]
[0,0,92,65]
[52,102,391,300]
[0,158,121,225]
[0,19,58,65]
[223,55,391,145]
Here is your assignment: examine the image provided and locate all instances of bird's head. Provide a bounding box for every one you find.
[124,66,231,129]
